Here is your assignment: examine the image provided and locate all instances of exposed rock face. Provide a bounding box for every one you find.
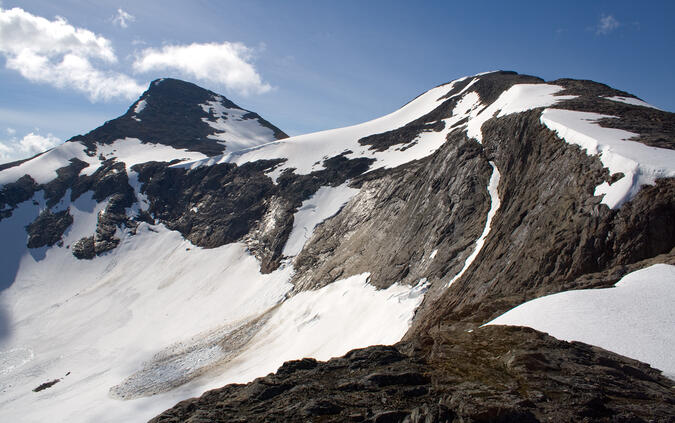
[133,152,373,272]
[150,326,675,423]
[293,133,492,290]
[25,209,73,248]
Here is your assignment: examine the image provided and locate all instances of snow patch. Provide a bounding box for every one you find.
[200,97,278,152]
[466,84,576,143]
[0,137,208,187]
[446,162,501,288]
[540,109,675,208]
[134,99,147,114]
[283,183,360,257]
[605,96,659,110]
[487,264,675,379]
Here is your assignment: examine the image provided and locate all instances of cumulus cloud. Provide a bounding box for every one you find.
[133,42,272,96]
[112,8,135,28]
[596,14,620,35]
[0,132,61,163]
[6,50,144,101]
[0,7,144,101]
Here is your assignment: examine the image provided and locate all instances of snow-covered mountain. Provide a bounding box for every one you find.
[1,71,674,422]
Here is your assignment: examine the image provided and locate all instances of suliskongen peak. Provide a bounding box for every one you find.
[0,71,673,422]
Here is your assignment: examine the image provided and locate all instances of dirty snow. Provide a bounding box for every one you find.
[283,183,360,257]
[540,109,675,208]
[446,162,501,288]
[487,264,675,379]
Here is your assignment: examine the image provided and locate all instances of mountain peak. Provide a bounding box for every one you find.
[69,78,287,157]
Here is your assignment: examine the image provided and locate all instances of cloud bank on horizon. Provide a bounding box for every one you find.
[0,6,271,163]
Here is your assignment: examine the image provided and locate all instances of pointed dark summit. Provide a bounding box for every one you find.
[69,78,287,157]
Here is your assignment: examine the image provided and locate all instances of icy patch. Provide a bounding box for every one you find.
[447,162,501,288]
[134,99,147,114]
[487,264,675,379]
[466,84,576,143]
[605,96,659,110]
[429,249,438,260]
[0,348,33,376]
[283,183,360,257]
[200,97,278,152]
[540,109,675,208]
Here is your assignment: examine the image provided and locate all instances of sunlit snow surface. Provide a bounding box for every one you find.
[487,264,675,379]
[182,77,479,180]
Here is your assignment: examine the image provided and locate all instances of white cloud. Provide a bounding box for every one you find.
[597,14,620,35]
[133,42,272,96]
[0,132,61,163]
[112,8,135,28]
[0,7,144,101]
[0,7,115,61]
[6,127,15,135]
[6,50,144,101]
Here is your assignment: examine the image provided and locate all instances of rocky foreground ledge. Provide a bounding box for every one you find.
[150,326,675,423]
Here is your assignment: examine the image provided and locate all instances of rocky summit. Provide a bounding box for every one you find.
[0,71,673,422]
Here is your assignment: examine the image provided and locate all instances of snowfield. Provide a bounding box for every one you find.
[1,72,674,421]
[487,264,675,379]
[0,205,425,422]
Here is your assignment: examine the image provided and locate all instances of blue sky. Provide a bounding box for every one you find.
[0,0,673,163]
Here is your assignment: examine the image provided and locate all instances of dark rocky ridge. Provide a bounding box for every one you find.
[151,326,675,423]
